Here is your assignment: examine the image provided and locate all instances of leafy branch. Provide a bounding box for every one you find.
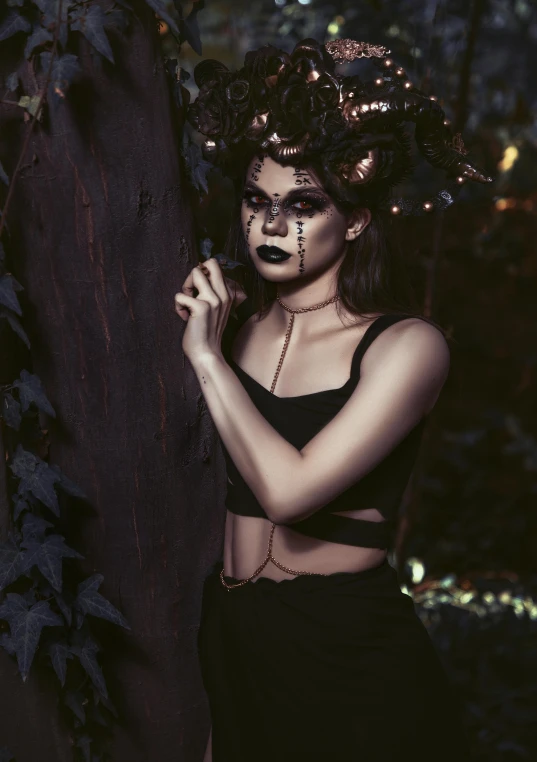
[0,0,206,759]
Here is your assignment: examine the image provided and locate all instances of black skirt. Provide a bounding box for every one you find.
[197,558,470,762]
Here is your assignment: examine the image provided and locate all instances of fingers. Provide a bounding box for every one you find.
[181,265,198,296]
[191,266,221,306]
[199,258,232,303]
[181,261,231,305]
[174,291,209,319]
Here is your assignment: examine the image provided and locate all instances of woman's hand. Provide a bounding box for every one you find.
[174,258,244,364]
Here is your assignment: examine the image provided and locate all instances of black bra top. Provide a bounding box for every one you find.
[220,297,428,551]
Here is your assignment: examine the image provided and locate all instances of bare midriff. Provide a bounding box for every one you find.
[223,505,388,582]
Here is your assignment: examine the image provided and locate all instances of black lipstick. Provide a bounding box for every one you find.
[256,245,291,263]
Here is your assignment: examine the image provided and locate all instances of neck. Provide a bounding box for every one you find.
[272,281,341,337]
[275,273,338,311]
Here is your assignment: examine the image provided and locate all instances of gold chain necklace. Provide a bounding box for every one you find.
[220,293,339,591]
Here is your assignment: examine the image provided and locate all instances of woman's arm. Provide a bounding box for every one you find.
[190,317,449,524]
[191,349,302,513]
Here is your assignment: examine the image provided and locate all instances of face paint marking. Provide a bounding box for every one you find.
[296,219,306,274]
[268,196,281,223]
[292,166,313,186]
[245,213,256,243]
[251,154,265,182]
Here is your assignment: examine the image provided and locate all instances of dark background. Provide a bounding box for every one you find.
[0,0,536,760]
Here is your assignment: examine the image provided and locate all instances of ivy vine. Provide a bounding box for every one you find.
[0,0,206,759]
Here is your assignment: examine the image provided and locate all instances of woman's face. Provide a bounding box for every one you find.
[240,154,369,283]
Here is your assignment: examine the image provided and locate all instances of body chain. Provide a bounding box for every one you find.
[220,295,339,591]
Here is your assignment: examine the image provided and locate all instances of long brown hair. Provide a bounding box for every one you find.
[222,159,446,336]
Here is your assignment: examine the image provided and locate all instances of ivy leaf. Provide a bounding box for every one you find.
[112,0,133,10]
[0,633,16,656]
[48,640,74,686]
[165,59,191,109]
[199,239,242,269]
[71,5,115,65]
[20,513,54,544]
[103,8,130,33]
[2,392,21,431]
[25,25,53,60]
[74,609,85,629]
[0,534,24,592]
[200,237,214,259]
[9,445,62,515]
[70,630,108,697]
[0,594,63,680]
[13,369,56,417]
[214,254,242,270]
[13,496,29,521]
[20,534,84,593]
[179,0,205,56]
[92,684,118,718]
[144,0,180,35]
[40,52,82,99]
[64,689,86,723]
[75,574,130,629]
[0,11,31,42]
[0,306,31,347]
[39,0,68,49]
[0,275,22,315]
[49,463,88,499]
[54,590,73,627]
[6,71,19,91]
[20,588,37,606]
[171,0,183,18]
[17,94,44,120]
[181,132,213,195]
[75,733,91,762]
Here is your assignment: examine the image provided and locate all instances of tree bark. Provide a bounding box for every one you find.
[0,4,219,760]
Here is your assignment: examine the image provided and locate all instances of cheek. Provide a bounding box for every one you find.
[241,205,259,242]
[302,211,346,246]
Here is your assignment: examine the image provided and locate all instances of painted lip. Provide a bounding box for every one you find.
[256,245,291,260]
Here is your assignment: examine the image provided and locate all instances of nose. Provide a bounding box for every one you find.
[261,201,288,237]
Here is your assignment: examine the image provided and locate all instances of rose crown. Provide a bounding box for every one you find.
[187,37,493,216]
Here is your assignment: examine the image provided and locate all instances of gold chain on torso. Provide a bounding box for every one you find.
[220,294,339,591]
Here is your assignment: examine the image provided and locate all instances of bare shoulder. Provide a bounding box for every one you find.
[361,315,450,377]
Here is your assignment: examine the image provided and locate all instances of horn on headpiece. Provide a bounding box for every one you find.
[260,131,310,162]
[339,149,379,184]
[340,92,492,184]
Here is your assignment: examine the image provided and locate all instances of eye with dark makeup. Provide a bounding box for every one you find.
[241,189,328,214]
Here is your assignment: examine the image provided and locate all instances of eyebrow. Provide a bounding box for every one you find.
[243,181,328,199]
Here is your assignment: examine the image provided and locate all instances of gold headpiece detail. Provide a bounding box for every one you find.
[450,133,469,156]
[324,39,391,64]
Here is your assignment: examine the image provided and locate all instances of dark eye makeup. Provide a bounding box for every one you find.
[241,188,328,213]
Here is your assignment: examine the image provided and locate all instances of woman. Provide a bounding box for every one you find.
[176,38,491,762]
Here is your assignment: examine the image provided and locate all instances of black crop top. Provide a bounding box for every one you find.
[220,298,427,551]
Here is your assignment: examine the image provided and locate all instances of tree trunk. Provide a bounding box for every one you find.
[0,4,219,760]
